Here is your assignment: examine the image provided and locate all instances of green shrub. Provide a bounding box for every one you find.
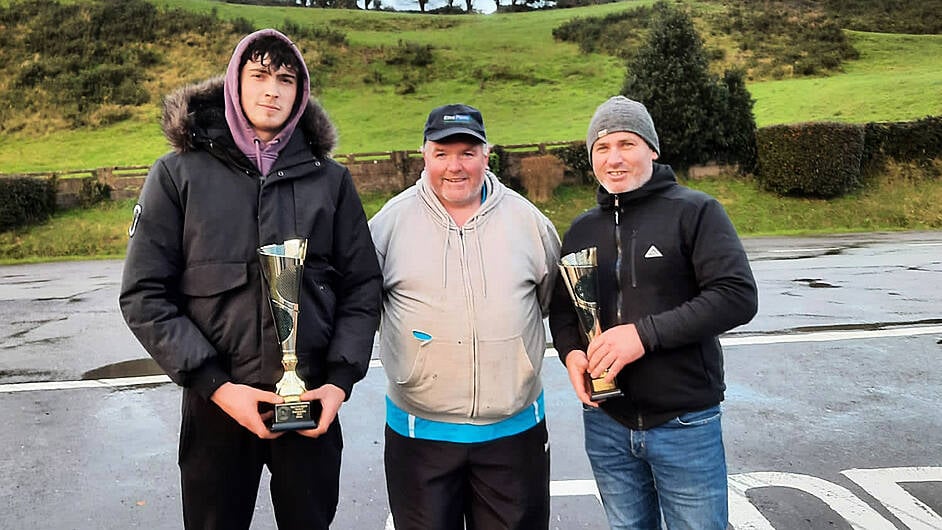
[552,7,651,56]
[756,122,865,198]
[0,177,57,231]
[550,143,593,184]
[386,40,435,67]
[823,0,942,34]
[863,116,942,174]
[622,2,758,171]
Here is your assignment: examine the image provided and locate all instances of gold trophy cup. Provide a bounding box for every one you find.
[258,239,317,431]
[559,247,624,402]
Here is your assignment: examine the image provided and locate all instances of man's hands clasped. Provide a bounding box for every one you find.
[211,381,346,439]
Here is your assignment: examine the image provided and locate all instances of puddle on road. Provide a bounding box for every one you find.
[752,246,850,261]
[82,358,165,380]
[0,368,56,380]
[727,318,942,337]
[792,278,840,288]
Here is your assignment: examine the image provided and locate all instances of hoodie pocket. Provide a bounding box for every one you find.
[382,319,473,417]
[475,335,537,418]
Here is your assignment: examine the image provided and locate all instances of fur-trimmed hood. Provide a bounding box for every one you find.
[160,76,337,159]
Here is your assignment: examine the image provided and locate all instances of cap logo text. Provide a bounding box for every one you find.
[443,114,474,123]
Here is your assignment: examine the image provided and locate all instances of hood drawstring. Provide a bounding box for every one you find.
[441,227,450,290]
[418,171,497,295]
[474,227,487,298]
[254,139,262,175]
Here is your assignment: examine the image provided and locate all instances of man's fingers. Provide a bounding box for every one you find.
[253,388,284,405]
[249,417,281,439]
[296,426,321,439]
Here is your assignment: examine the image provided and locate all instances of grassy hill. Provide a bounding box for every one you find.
[0,0,940,173]
[1,0,941,262]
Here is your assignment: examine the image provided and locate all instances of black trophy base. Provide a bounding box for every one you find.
[585,372,624,402]
[270,401,318,432]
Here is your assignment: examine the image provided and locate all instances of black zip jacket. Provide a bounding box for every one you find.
[549,163,757,429]
[119,78,382,400]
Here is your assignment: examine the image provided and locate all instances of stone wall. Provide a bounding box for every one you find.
[2,143,740,206]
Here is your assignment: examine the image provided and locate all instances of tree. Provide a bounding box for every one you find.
[622,1,756,170]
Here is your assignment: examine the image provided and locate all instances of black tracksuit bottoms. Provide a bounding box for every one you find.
[178,388,343,530]
[385,420,550,530]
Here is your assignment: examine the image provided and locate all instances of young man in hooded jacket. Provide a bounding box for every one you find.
[369,104,561,529]
[119,29,382,529]
[549,96,758,529]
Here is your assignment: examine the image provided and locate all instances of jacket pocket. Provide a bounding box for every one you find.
[475,335,537,419]
[181,262,248,297]
[298,265,338,352]
[179,262,251,357]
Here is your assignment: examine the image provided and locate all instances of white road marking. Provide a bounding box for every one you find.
[382,469,942,529]
[728,472,896,529]
[842,467,942,530]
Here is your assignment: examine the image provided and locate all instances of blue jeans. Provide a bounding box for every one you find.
[582,404,727,530]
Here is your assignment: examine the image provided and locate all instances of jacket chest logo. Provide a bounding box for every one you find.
[643,245,663,259]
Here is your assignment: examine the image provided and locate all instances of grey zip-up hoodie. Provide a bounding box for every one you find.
[370,171,561,424]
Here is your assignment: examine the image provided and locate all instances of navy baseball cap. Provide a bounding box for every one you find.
[423,104,487,143]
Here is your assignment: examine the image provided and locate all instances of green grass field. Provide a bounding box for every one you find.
[1,1,940,263]
[1,2,940,173]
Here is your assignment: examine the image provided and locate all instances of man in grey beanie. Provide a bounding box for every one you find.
[549,96,758,529]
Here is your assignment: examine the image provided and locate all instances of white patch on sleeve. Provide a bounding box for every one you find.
[128,204,142,238]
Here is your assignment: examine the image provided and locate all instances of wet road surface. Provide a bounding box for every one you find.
[1,231,940,529]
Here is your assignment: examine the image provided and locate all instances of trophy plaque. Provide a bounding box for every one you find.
[258,238,317,431]
[559,247,624,402]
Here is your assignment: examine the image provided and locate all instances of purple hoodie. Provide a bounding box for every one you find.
[224,29,311,176]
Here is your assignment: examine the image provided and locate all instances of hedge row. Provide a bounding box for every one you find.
[0,177,57,232]
[756,116,942,198]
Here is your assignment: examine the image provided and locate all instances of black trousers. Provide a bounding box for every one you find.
[385,421,550,530]
[178,388,343,530]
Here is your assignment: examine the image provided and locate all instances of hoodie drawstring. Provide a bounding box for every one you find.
[474,228,487,298]
[441,227,450,290]
[254,138,263,175]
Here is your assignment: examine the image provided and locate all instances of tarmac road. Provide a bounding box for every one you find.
[1,231,940,529]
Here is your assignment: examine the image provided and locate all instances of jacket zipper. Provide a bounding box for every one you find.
[458,228,479,417]
[616,195,644,430]
[614,196,623,324]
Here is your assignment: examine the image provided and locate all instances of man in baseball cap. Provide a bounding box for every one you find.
[370,104,561,529]
[423,103,488,144]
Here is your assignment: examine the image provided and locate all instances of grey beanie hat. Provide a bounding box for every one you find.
[586,96,660,156]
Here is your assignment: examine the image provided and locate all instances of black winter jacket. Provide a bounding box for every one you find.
[119,77,382,400]
[549,163,757,429]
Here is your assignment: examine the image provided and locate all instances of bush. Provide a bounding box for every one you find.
[622,2,758,170]
[0,177,57,231]
[550,143,593,184]
[552,7,651,56]
[863,116,942,174]
[756,122,865,198]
